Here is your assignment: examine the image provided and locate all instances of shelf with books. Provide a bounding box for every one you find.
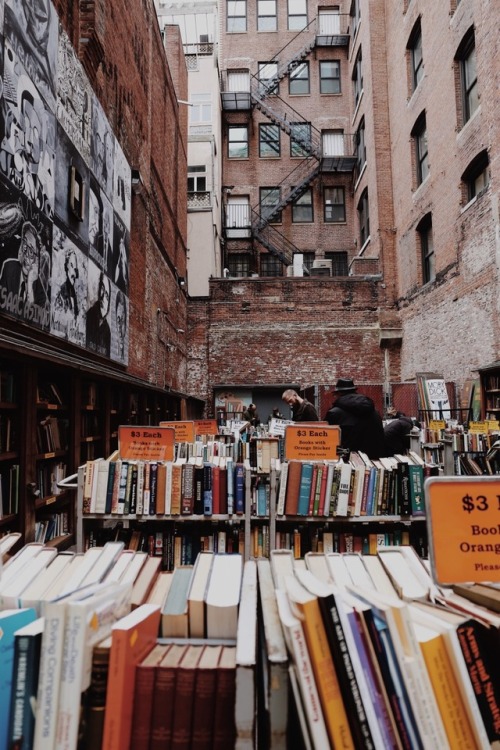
[79,378,106,463]
[0,362,21,526]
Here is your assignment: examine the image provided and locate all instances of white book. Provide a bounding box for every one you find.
[235,561,258,749]
[187,551,214,638]
[1,543,45,587]
[226,458,234,515]
[135,460,145,515]
[93,459,111,514]
[103,549,137,583]
[270,548,295,591]
[20,552,75,614]
[41,555,86,609]
[276,462,289,516]
[88,458,104,513]
[322,462,335,516]
[0,547,58,609]
[342,553,376,590]
[377,548,430,601]
[304,552,331,584]
[335,461,352,516]
[117,550,148,585]
[164,460,173,514]
[54,582,132,750]
[78,541,125,587]
[324,552,354,590]
[205,553,243,639]
[361,554,398,598]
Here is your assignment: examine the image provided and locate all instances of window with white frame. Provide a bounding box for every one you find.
[355,118,366,174]
[288,0,307,30]
[258,62,279,95]
[188,165,207,192]
[260,187,282,223]
[353,49,363,107]
[408,20,424,92]
[462,150,490,203]
[319,60,341,94]
[324,187,345,223]
[259,124,280,157]
[292,189,313,222]
[290,122,311,156]
[228,126,249,158]
[258,0,277,31]
[289,61,310,95]
[458,31,478,124]
[190,93,211,124]
[227,0,247,32]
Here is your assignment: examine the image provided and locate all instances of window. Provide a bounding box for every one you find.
[260,254,284,276]
[289,62,309,94]
[260,187,281,223]
[358,189,370,246]
[227,0,246,32]
[187,166,206,192]
[351,0,361,36]
[408,20,424,92]
[290,122,311,156]
[462,150,490,202]
[292,189,313,222]
[325,251,349,276]
[228,126,249,158]
[258,62,279,95]
[259,124,280,157]
[458,31,478,124]
[227,254,251,277]
[288,0,307,30]
[324,187,345,222]
[258,0,277,31]
[355,118,366,175]
[353,50,363,107]
[417,214,434,284]
[300,252,315,273]
[190,94,211,124]
[412,113,429,186]
[319,61,341,94]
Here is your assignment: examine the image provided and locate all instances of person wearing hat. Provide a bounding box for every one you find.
[282,389,319,422]
[383,407,415,455]
[325,378,386,459]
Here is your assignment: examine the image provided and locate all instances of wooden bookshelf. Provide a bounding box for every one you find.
[0,361,21,532]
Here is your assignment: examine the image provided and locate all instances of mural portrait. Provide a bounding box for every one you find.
[0,184,51,330]
[113,139,131,228]
[86,260,111,358]
[4,0,59,112]
[111,287,128,365]
[112,212,129,294]
[90,96,114,199]
[56,29,91,165]
[50,225,87,346]
[0,40,56,218]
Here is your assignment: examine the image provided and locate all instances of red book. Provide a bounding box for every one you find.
[211,465,221,514]
[191,645,222,750]
[212,646,237,750]
[149,644,188,750]
[218,466,228,515]
[284,460,302,515]
[130,643,171,750]
[308,463,319,515]
[102,604,162,750]
[171,644,205,749]
[318,463,329,516]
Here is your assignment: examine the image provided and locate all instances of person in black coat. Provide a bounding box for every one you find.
[384,408,415,456]
[324,378,386,459]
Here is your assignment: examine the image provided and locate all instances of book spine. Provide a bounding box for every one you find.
[149,462,158,515]
[105,462,116,514]
[234,464,245,514]
[203,463,213,516]
[129,463,138,515]
[9,633,42,749]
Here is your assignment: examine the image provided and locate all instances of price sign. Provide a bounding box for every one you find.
[119,426,175,461]
[425,475,500,584]
[194,419,218,436]
[284,425,340,461]
[160,420,195,443]
[469,421,487,434]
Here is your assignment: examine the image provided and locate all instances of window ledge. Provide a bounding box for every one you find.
[358,236,371,256]
[352,90,364,125]
[354,161,367,192]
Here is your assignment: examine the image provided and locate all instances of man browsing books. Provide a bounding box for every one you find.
[281,389,319,422]
[324,378,386,459]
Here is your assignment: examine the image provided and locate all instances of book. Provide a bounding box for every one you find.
[54,581,132,750]
[335,460,352,517]
[275,589,330,748]
[161,565,194,637]
[295,568,375,750]
[0,609,38,750]
[212,646,237,749]
[19,551,75,614]
[170,644,205,749]
[205,553,243,639]
[284,460,302,515]
[256,558,289,747]
[0,546,58,609]
[193,462,205,515]
[7,616,44,750]
[202,462,213,515]
[170,462,183,515]
[276,462,289,516]
[284,574,355,750]
[102,603,162,750]
[187,550,214,638]
[146,570,174,609]
[181,462,195,514]
[130,643,171,750]
[130,555,162,608]
[234,462,245,514]
[94,459,111,514]
[297,462,314,516]
[451,582,500,613]
[149,643,188,750]
[235,560,258,749]
[78,635,112,750]
[191,644,222,750]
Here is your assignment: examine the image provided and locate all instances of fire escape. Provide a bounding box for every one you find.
[221,12,356,267]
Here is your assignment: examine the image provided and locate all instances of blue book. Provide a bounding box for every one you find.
[365,466,378,516]
[0,608,37,750]
[8,617,44,750]
[256,480,268,516]
[297,463,314,516]
[203,462,213,515]
[234,463,245,514]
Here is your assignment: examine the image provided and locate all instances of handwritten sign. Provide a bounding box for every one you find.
[119,426,175,461]
[269,418,294,437]
[194,419,218,436]
[160,420,195,443]
[284,425,340,461]
[428,420,446,431]
[486,420,500,432]
[469,421,487,434]
[425,475,500,584]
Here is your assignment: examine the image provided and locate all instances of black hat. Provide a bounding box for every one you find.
[334,378,357,393]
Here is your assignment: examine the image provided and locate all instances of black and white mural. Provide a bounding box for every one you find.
[0,2,130,364]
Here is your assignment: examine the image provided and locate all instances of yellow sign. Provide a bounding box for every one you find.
[486,420,500,431]
[119,426,175,461]
[194,419,218,436]
[284,425,340,461]
[425,476,500,584]
[428,420,446,431]
[469,421,487,434]
[160,420,195,443]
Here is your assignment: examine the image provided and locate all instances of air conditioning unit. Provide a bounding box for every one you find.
[311,259,332,276]
[199,34,209,43]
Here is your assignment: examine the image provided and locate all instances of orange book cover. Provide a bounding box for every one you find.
[285,576,355,750]
[211,465,221,514]
[102,603,161,750]
[155,462,166,515]
[284,460,302,515]
[170,463,183,515]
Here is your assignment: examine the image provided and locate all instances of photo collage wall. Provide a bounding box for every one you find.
[0,0,131,364]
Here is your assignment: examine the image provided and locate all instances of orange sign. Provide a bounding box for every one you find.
[284,425,340,461]
[194,419,218,436]
[160,420,195,443]
[119,426,175,461]
[425,476,500,584]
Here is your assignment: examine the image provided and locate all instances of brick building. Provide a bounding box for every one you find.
[186,0,500,420]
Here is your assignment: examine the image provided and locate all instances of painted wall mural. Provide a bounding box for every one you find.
[0,1,131,365]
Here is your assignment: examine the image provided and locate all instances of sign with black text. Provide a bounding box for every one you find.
[118,425,175,461]
[284,425,340,461]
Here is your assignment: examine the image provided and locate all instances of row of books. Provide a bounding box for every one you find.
[1,534,499,750]
[274,524,425,557]
[36,416,69,454]
[36,460,66,500]
[0,414,16,454]
[82,456,248,517]
[0,464,19,517]
[277,450,431,519]
[34,512,69,544]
